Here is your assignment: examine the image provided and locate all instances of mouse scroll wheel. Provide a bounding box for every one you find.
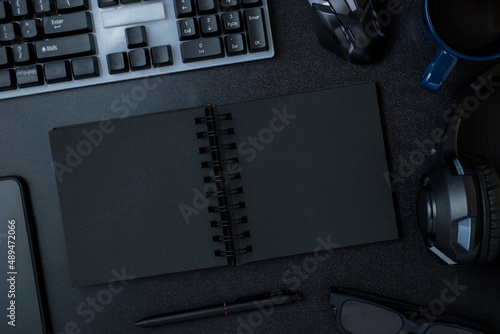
[342,27,356,44]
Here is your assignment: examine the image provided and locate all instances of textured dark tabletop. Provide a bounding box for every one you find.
[1,0,500,333]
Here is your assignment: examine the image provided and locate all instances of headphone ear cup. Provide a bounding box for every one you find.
[469,157,500,263]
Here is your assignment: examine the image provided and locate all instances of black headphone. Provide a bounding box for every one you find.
[418,64,500,265]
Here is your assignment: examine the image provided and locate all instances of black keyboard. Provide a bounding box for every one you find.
[0,0,274,99]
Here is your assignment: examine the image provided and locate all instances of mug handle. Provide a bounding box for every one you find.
[420,50,458,93]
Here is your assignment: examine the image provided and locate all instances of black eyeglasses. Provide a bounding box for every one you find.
[329,287,497,334]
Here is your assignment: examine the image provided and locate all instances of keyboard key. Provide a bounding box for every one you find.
[56,0,89,13]
[20,19,42,40]
[72,56,99,79]
[121,0,141,4]
[44,60,71,83]
[129,48,150,71]
[0,47,12,68]
[180,37,223,63]
[221,11,242,33]
[245,8,268,52]
[242,0,262,7]
[12,43,35,65]
[34,0,53,15]
[16,65,43,87]
[107,52,129,74]
[11,0,31,20]
[0,69,16,91]
[225,34,246,56]
[0,23,19,45]
[220,0,239,10]
[178,18,198,40]
[35,34,96,62]
[197,0,216,14]
[151,45,172,67]
[200,15,220,37]
[125,26,148,49]
[174,0,195,18]
[98,0,119,7]
[43,12,92,37]
[0,2,11,23]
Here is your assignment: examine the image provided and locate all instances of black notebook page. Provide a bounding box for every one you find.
[49,107,227,287]
[216,84,398,263]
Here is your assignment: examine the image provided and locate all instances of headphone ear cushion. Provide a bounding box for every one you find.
[471,157,500,263]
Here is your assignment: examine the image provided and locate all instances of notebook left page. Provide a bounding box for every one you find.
[49,107,227,287]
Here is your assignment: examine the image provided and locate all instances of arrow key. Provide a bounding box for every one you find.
[200,15,220,37]
[125,26,148,49]
[44,61,71,83]
[174,0,195,18]
[72,56,100,79]
[151,45,173,67]
[129,48,151,71]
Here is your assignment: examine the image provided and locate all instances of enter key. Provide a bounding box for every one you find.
[43,12,93,38]
[244,8,268,52]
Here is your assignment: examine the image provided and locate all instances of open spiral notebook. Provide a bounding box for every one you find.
[49,83,398,287]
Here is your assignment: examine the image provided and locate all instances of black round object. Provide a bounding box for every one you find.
[469,156,500,263]
[429,0,500,56]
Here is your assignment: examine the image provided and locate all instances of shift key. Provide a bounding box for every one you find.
[35,34,96,62]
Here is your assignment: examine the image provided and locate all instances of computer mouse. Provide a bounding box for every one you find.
[306,0,391,63]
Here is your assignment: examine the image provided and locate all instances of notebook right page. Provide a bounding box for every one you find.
[216,83,398,263]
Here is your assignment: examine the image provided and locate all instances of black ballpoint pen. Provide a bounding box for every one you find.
[135,291,303,327]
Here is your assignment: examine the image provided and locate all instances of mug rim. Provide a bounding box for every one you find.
[424,0,500,61]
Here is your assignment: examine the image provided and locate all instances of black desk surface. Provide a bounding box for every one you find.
[1,0,500,333]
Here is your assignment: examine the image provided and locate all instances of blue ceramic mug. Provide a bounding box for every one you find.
[420,0,500,93]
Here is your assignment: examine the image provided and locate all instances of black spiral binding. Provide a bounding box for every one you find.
[206,187,244,198]
[196,106,252,265]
